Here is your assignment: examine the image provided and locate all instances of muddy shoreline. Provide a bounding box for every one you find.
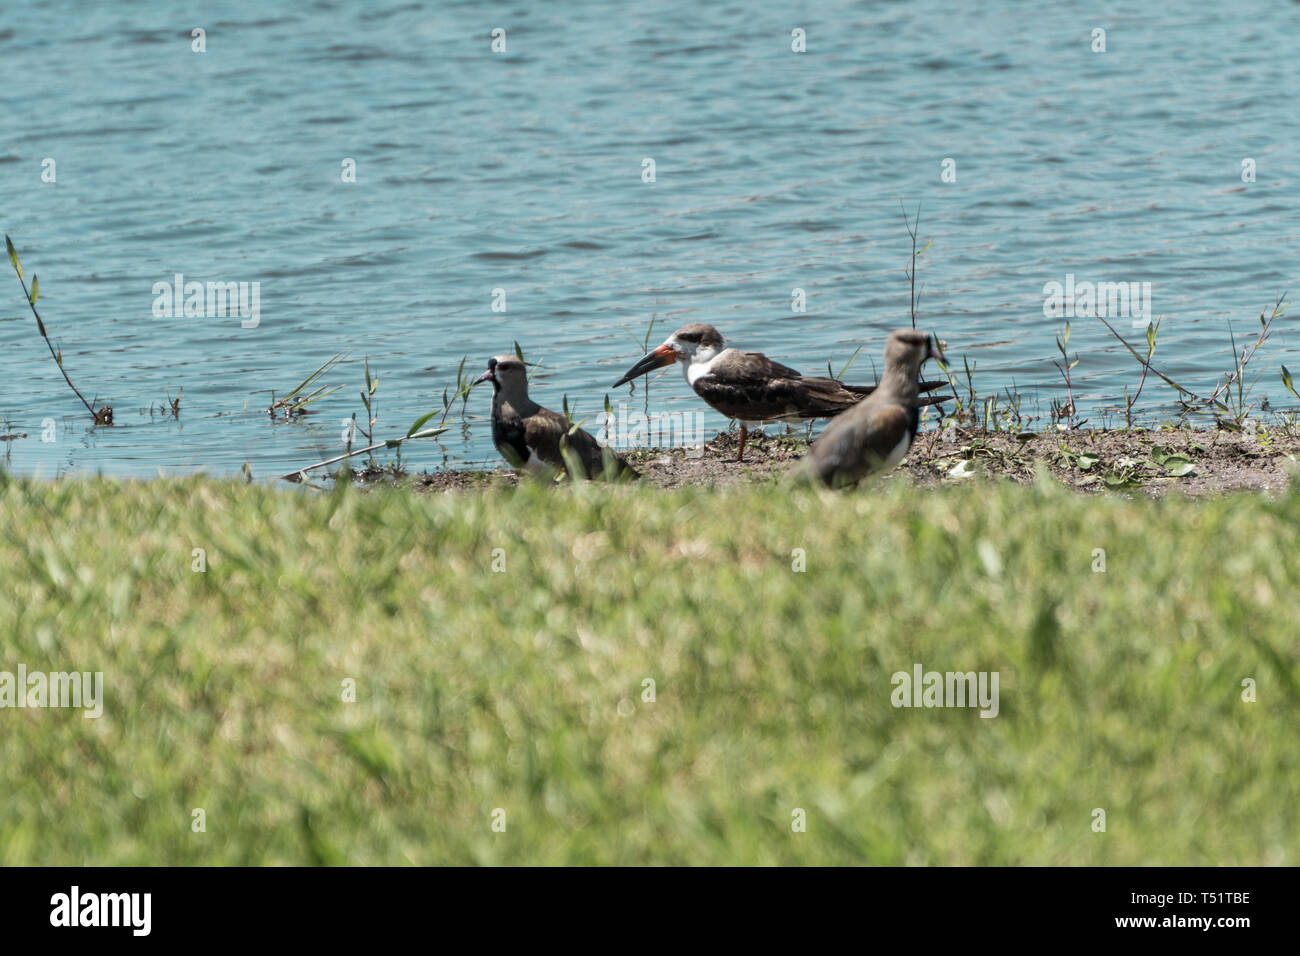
[371,425,1300,497]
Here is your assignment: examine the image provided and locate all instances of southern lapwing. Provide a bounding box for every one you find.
[797,329,944,487]
[612,322,949,462]
[474,355,637,480]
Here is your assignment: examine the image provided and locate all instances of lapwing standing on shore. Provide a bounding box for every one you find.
[797,328,944,487]
[611,322,949,461]
[474,355,637,480]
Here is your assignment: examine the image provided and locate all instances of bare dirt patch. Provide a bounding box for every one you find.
[910,425,1300,497]
[372,423,1300,497]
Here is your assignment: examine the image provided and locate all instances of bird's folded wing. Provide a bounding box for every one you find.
[521,408,571,467]
[917,393,953,407]
[526,407,633,478]
[696,351,866,419]
[770,375,863,416]
[690,375,781,420]
[730,350,803,380]
[826,402,913,466]
[844,379,950,397]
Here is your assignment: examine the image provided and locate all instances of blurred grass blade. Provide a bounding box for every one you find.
[836,344,863,381]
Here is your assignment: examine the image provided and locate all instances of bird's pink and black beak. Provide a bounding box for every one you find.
[473,359,497,386]
[613,344,676,387]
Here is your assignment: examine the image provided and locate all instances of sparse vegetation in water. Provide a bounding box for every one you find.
[1091,293,1290,430]
[0,417,26,461]
[4,235,113,425]
[279,352,466,483]
[266,351,346,421]
[5,220,1294,488]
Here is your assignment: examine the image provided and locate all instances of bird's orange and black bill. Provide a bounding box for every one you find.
[612,345,675,387]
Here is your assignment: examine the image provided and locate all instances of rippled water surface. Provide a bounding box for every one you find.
[1,1,1297,477]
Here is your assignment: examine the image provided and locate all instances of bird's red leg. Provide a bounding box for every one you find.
[736,423,747,462]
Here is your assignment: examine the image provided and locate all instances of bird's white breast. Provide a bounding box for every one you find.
[686,348,735,386]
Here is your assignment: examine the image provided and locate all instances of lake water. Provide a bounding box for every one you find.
[1,0,1297,478]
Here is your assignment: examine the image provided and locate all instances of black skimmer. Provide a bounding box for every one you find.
[797,328,943,487]
[474,355,637,480]
[611,322,949,461]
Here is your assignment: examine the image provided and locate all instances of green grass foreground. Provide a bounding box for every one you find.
[1,471,1297,865]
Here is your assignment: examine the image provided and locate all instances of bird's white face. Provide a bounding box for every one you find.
[661,330,721,366]
[492,358,529,395]
[474,355,529,399]
[612,323,726,387]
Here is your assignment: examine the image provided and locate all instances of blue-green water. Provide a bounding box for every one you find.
[1,1,1297,477]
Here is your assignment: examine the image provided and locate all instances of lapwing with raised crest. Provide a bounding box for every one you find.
[474,354,637,480]
[797,328,944,487]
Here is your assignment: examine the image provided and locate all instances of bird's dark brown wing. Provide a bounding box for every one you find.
[771,375,866,417]
[844,379,950,396]
[731,350,804,380]
[807,400,915,487]
[916,392,953,407]
[525,407,636,479]
[694,351,866,421]
[699,352,951,420]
